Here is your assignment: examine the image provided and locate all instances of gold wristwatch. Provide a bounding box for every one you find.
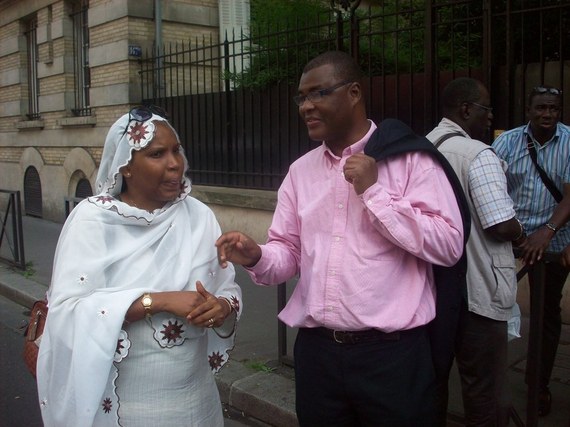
[141,293,153,317]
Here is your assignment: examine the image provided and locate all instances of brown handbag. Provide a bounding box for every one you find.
[23,299,48,378]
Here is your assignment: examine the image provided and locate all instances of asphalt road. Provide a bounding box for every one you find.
[0,294,43,427]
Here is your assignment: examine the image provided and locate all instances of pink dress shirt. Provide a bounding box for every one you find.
[248,121,464,332]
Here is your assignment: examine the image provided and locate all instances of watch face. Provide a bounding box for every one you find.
[142,296,152,307]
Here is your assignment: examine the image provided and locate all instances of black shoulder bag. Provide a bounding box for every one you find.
[526,134,563,203]
[434,131,464,149]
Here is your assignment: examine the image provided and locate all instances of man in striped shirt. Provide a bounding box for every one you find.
[492,86,570,416]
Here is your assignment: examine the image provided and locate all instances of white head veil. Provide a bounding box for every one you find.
[95,111,191,198]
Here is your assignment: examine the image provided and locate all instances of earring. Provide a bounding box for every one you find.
[125,172,131,178]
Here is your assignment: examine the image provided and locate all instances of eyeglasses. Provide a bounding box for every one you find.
[469,102,493,114]
[122,105,168,136]
[293,81,352,106]
[533,87,562,95]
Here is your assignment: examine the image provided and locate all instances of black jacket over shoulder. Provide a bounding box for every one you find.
[364,118,470,378]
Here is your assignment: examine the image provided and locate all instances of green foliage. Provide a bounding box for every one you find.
[226,0,485,88]
[359,1,483,75]
[250,0,328,30]
[357,2,427,75]
[226,0,332,89]
[22,261,36,278]
[246,360,276,373]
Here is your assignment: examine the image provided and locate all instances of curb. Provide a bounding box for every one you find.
[0,264,299,427]
[0,265,46,309]
[217,362,297,427]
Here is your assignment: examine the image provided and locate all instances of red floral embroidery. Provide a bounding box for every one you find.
[160,320,185,344]
[102,397,112,413]
[95,195,114,204]
[230,295,240,313]
[127,122,150,146]
[116,338,124,355]
[208,351,225,370]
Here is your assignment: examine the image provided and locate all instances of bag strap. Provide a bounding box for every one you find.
[526,134,563,203]
[434,132,464,148]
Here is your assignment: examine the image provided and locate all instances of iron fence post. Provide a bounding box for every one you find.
[14,191,25,268]
[526,262,545,426]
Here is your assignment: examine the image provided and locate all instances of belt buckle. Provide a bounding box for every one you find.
[333,330,353,344]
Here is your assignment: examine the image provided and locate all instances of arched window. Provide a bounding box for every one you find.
[75,178,92,198]
[24,166,42,217]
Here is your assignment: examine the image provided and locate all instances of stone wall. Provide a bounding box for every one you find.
[0,0,220,220]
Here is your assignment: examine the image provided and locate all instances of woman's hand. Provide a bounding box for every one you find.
[124,289,207,324]
[124,282,232,326]
[186,281,231,328]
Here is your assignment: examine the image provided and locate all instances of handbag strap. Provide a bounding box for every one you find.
[434,132,464,148]
[526,134,563,203]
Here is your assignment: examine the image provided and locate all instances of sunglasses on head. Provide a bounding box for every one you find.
[532,87,562,95]
[122,105,168,136]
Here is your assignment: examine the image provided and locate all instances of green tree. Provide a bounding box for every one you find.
[226,0,484,88]
[225,0,331,88]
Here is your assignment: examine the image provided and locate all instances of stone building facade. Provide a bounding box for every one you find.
[0,0,254,223]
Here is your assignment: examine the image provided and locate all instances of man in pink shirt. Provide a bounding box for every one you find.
[216,51,464,426]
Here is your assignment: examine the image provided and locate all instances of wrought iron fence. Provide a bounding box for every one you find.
[0,190,26,270]
[139,1,570,190]
[511,251,560,427]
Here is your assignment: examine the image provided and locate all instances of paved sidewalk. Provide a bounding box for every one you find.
[1,215,570,426]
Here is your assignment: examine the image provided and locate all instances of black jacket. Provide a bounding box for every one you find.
[364,118,470,378]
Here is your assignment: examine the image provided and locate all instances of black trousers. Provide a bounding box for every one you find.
[527,261,569,389]
[294,326,435,427]
[433,301,509,427]
[455,305,509,427]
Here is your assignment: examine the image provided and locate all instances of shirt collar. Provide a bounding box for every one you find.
[524,122,560,147]
[439,118,470,138]
[322,120,377,160]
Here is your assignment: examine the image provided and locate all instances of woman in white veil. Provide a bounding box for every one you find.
[37,107,242,427]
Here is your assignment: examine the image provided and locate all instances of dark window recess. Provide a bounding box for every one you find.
[75,178,93,198]
[24,166,42,218]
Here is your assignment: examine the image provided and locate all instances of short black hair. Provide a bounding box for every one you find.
[441,77,482,116]
[302,51,363,83]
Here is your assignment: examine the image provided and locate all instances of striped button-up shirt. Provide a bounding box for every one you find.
[492,122,570,251]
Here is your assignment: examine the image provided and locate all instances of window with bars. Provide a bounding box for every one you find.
[71,0,90,116]
[219,0,251,87]
[25,18,40,120]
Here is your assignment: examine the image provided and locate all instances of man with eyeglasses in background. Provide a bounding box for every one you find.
[426,77,524,426]
[493,85,570,417]
[216,50,465,426]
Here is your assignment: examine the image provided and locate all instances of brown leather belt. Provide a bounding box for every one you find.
[306,326,401,344]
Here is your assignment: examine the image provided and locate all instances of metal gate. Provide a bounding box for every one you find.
[139,1,570,191]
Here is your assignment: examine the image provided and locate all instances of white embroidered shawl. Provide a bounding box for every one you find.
[36,112,242,426]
